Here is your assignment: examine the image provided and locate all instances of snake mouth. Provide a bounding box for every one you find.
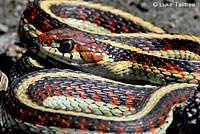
[40,46,98,67]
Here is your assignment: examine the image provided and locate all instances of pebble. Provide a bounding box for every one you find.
[0,23,9,33]
[0,32,17,54]
[137,2,149,12]
[6,44,26,61]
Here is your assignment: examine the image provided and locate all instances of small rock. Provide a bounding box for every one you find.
[6,44,26,61]
[0,23,9,33]
[16,5,23,11]
[0,32,17,54]
[137,2,149,12]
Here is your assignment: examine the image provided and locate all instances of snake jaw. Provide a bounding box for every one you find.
[40,45,105,68]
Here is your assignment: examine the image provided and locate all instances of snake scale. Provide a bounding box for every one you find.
[1,0,200,133]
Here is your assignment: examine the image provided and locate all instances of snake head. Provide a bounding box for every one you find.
[37,29,106,66]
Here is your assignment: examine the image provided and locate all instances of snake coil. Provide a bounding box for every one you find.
[1,0,200,133]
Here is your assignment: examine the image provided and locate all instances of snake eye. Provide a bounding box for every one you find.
[58,39,75,53]
[43,40,51,46]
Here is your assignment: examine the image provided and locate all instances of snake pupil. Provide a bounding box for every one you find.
[44,40,51,46]
[58,39,75,53]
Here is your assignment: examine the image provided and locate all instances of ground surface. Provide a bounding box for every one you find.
[0,0,200,134]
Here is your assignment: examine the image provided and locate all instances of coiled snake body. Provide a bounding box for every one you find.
[1,0,200,133]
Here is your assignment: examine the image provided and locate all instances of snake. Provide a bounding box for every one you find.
[1,0,200,133]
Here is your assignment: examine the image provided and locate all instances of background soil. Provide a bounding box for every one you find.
[0,0,200,133]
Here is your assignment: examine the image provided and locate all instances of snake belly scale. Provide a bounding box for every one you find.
[1,0,200,133]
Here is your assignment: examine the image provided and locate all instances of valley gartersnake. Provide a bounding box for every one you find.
[1,0,200,133]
